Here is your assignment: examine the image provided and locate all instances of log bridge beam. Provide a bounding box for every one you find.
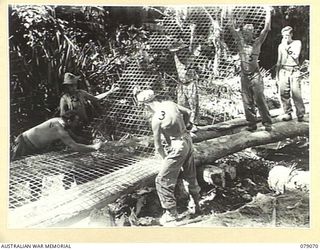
[8,114,309,228]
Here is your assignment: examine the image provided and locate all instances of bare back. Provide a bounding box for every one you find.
[152,101,187,138]
[23,118,67,148]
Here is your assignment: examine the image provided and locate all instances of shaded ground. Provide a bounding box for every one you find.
[9,76,309,227]
[83,136,309,228]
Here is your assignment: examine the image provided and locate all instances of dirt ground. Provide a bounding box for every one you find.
[82,136,309,228]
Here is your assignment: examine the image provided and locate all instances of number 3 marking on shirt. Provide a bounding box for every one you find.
[158,111,166,120]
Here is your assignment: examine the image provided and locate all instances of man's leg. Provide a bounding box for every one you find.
[174,176,190,211]
[185,82,199,125]
[279,69,294,119]
[11,135,43,200]
[11,135,24,161]
[156,139,188,223]
[177,84,188,108]
[252,74,272,131]
[291,72,306,121]
[241,75,257,131]
[180,135,201,213]
[11,134,36,161]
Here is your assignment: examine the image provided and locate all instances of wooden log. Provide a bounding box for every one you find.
[201,163,237,188]
[198,108,284,132]
[193,108,285,143]
[8,116,308,228]
[194,116,309,166]
[119,108,293,146]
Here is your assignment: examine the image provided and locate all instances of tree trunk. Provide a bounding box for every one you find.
[193,108,284,142]
[9,116,308,228]
[194,117,309,166]
[129,108,298,146]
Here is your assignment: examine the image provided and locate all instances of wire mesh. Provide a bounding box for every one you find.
[91,6,266,151]
[9,151,145,209]
[9,153,162,228]
[9,5,267,219]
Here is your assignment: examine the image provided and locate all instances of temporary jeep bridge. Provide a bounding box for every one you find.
[9,6,272,228]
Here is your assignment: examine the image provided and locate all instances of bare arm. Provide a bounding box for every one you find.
[57,125,102,152]
[81,90,99,103]
[275,45,283,81]
[256,7,271,44]
[189,23,196,52]
[66,128,91,145]
[59,96,68,116]
[81,90,103,114]
[95,84,120,100]
[228,14,242,42]
[161,128,171,147]
[177,104,192,127]
[152,118,166,159]
[174,53,187,82]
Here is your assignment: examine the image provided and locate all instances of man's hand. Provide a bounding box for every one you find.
[264,6,273,14]
[186,121,193,131]
[282,39,288,45]
[93,140,106,151]
[110,84,120,93]
[189,23,196,32]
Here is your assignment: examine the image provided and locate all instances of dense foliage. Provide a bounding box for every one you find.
[9,5,309,136]
[9,6,156,135]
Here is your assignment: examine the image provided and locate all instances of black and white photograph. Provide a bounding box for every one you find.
[7,4,310,229]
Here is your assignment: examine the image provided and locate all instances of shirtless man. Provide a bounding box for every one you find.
[136,90,201,225]
[11,110,104,160]
[276,26,305,122]
[229,7,272,132]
